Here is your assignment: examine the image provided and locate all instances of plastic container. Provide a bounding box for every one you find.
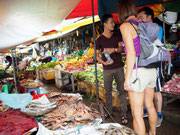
[43,69,55,80]
[104,49,112,63]
[2,84,14,94]
[32,94,49,100]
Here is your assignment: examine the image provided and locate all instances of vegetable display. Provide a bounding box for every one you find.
[37,62,59,69]
[74,69,116,86]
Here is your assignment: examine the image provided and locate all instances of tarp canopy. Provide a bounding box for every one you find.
[0,0,81,51]
[98,0,159,19]
[36,15,100,42]
[66,0,98,19]
[98,0,180,20]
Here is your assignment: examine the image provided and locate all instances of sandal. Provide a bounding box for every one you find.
[121,115,128,125]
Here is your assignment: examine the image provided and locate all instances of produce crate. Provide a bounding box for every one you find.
[42,79,55,84]
[84,81,92,95]
[77,80,86,92]
[42,68,55,80]
[54,65,62,79]
[112,90,120,107]
[55,78,63,89]
[77,81,121,107]
[94,86,120,107]
[36,69,40,80]
[39,70,43,80]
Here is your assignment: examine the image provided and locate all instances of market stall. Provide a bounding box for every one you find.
[0,90,137,135]
[161,74,180,108]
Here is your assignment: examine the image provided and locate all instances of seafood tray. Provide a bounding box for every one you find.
[48,92,82,108]
[97,123,137,135]
[21,82,43,89]
[39,101,101,131]
[58,123,136,135]
[21,96,57,116]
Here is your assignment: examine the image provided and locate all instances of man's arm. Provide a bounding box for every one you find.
[96,50,106,65]
[96,50,113,66]
[5,62,11,71]
[117,41,123,52]
[103,42,123,55]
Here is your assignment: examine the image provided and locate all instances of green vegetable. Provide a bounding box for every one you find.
[37,62,59,69]
[74,68,117,86]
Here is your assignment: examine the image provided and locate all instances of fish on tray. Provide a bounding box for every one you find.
[39,101,101,130]
[48,92,79,107]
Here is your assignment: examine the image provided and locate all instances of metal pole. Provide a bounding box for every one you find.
[91,0,99,102]
[162,1,166,45]
[11,50,17,93]
[14,48,20,93]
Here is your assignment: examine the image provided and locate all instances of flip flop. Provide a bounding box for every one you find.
[121,115,128,125]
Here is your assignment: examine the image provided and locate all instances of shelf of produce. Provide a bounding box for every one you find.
[61,70,87,92]
[77,80,121,107]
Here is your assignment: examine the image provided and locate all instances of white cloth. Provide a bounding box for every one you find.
[22,57,32,63]
[18,61,27,70]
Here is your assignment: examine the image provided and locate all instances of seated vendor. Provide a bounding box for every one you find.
[5,56,21,71]
[171,41,180,69]
[76,47,84,56]
[17,56,33,70]
[87,41,94,57]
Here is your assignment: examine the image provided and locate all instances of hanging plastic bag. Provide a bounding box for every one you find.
[18,61,27,70]
[0,93,32,110]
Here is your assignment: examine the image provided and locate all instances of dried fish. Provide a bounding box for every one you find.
[98,125,136,135]
[39,101,101,130]
[0,104,11,112]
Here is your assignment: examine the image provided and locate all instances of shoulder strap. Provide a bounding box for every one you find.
[126,20,139,36]
[129,22,139,36]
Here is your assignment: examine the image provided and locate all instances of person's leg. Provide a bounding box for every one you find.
[128,91,145,135]
[154,68,163,127]
[103,70,114,114]
[154,92,162,114]
[114,67,128,123]
[144,88,157,135]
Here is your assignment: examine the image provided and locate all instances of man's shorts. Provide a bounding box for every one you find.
[130,68,157,92]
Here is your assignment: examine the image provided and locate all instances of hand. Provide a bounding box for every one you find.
[124,78,132,91]
[103,48,115,55]
[104,59,114,66]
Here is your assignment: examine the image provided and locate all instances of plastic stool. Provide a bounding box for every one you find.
[27,88,40,95]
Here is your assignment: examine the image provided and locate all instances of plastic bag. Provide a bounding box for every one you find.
[37,123,53,135]
[0,93,32,110]
[18,61,27,70]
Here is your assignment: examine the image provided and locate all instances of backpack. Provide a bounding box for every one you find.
[128,20,171,68]
[127,20,172,88]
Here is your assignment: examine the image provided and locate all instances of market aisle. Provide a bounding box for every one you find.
[40,82,180,135]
